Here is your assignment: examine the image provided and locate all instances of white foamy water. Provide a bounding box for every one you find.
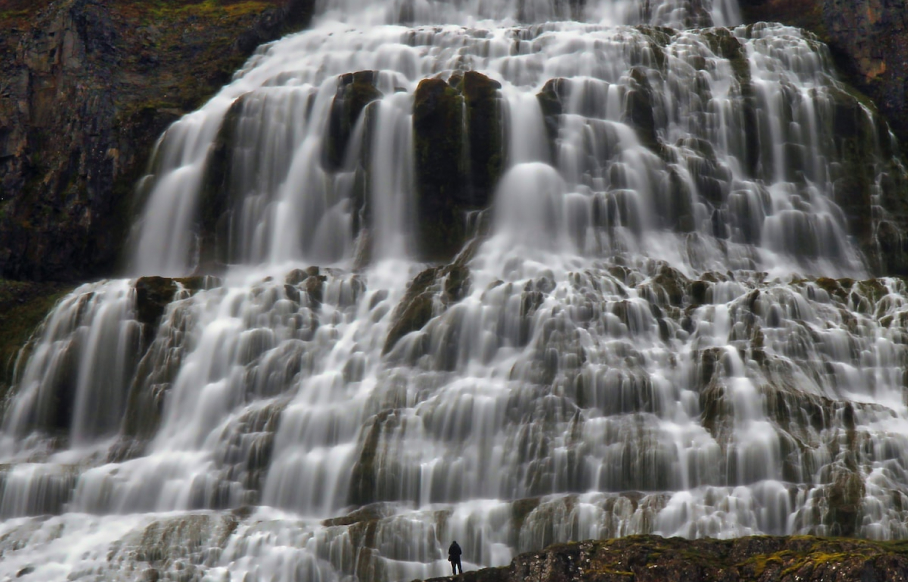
[1,0,908,579]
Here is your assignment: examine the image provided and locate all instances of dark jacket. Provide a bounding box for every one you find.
[448,541,463,562]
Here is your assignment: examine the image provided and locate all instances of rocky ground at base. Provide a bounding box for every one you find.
[417,535,908,582]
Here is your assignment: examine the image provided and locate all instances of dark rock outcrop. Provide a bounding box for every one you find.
[738,0,908,276]
[413,72,503,261]
[382,255,473,355]
[739,0,908,151]
[416,535,908,582]
[326,70,383,171]
[0,0,315,282]
[0,279,71,397]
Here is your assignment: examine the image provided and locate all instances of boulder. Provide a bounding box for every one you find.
[413,72,504,261]
[413,77,468,260]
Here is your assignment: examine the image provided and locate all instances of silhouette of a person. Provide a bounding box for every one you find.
[448,540,463,575]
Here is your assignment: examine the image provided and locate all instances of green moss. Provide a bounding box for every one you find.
[0,280,72,399]
[145,0,273,19]
[855,278,887,303]
[0,9,30,20]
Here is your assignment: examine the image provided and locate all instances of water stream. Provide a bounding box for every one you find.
[2,0,908,579]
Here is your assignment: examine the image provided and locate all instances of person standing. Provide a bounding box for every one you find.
[448,540,463,575]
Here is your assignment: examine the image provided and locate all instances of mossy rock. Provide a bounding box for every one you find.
[413,72,503,260]
[347,409,401,506]
[413,77,467,260]
[134,275,213,344]
[134,276,180,329]
[463,71,504,210]
[0,280,72,403]
[325,70,383,171]
[382,267,439,354]
[623,67,661,153]
[536,78,565,159]
[648,263,689,307]
[198,94,246,269]
[418,535,908,582]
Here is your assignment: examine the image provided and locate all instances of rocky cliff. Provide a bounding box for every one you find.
[3,0,908,282]
[418,535,908,582]
[740,0,908,151]
[0,0,314,281]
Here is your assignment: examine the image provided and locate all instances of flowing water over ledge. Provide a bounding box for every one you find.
[2,0,908,579]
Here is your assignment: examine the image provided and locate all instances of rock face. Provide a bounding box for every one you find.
[418,535,908,582]
[737,0,908,275]
[739,0,908,150]
[0,279,70,394]
[413,72,503,261]
[0,0,315,282]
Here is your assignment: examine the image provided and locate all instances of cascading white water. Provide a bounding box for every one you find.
[2,0,908,579]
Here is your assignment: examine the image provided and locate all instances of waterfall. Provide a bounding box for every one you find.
[2,0,908,579]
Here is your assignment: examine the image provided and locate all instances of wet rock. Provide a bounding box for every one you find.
[347,409,401,506]
[824,469,865,536]
[647,263,689,307]
[462,71,504,210]
[0,0,317,282]
[413,77,467,260]
[322,502,396,527]
[740,0,908,151]
[134,276,179,329]
[383,267,439,354]
[198,95,247,270]
[413,72,503,260]
[536,78,566,158]
[285,268,309,286]
[325,70,383,171]
[303,273,327,306]
[134,275,212,334]
[0,280,70,399]
[738,0,908,276]
[415,535,908,582]
[623,67,664,153]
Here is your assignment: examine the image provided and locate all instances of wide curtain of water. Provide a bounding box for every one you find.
[2,0,908,579]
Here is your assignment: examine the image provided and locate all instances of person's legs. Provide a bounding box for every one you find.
[451,560,457,575]
[456,558,463,574]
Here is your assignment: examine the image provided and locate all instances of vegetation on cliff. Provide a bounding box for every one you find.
[0,279,71,399]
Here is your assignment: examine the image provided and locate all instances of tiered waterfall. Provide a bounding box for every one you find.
[3,0,908,579]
